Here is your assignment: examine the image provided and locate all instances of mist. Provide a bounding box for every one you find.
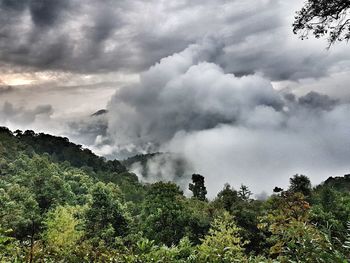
[88,41,350,196]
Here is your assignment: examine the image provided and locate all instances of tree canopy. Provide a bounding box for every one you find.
[1,126,350,262]
[293,0,350,46]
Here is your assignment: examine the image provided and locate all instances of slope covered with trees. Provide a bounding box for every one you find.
[0,127,350,262]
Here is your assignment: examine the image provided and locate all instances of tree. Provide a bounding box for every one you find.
[238,185,252,201]
[85,182,128,246]
[0,184,41,262]
[293,0,350,46]
[196,212,247,263]
[189,174,207,201]
[273,187,283,193]
[215,184,239,211]
[289,174,312,197]
[183,198,213,244]
[140,182,189,246]
[259,192,346,262]
[43,205,83,259]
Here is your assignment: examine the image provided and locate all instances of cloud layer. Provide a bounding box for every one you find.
[1,0,349,80]
[1,0,350,196]
[100,42,350,196]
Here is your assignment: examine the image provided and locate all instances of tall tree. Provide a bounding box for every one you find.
[85,182,128,245]
[238,185,252,201]
[140,182,189,246]
[289,174,312,197]
[189,174,207,201]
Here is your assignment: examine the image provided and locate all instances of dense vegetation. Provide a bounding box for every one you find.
[1,127,350,262]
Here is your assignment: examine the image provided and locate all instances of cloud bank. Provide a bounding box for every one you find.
[0,101,53,127]
[97,42,350,196]
[1,0,349,81]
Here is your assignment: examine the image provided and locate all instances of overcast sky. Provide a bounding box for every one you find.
[1,0,350,196]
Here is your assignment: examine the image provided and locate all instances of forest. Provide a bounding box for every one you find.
[0,126,350,262]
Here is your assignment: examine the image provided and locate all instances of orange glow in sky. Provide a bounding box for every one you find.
[1,74,36,86]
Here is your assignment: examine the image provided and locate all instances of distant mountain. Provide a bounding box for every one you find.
[0,127,126,175]
[91,109,108,117]
[122,152,162,168]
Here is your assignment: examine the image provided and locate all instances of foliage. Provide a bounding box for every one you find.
[0,126,349,262]
[293,0,350,46]
[140,182,189,246]
[259,192,346,262]
[344,222,350,260]
[42,205,84,258]
[85,182,128,245]
[0,226,22,262]
[288,174,312,197]
[196,212,247,263]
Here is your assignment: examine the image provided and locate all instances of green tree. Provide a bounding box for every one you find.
[259,192,346,262]
[85,182,128,246]
[184,198,214,244]
[0,184,41,262]
[42,205,84,259]
[196,212,247,263]
[140,182,189,246]
[310,187,350,253]
[214,184,239,211]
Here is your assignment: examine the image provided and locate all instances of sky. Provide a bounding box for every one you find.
[1,0,350,196]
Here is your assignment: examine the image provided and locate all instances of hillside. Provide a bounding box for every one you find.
[1,127,350,262]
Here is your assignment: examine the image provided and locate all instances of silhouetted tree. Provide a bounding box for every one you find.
[189,174,207,201]
[215,184,239,211]
[289,174,312,196]
[273,187,284,193]
[293,0,350,46]
[238,185,252,201]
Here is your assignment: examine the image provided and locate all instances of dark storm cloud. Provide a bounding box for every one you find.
[1,0,70,28]
[0,0,349,81]
[298,91,338,111]
[0,0,124,72]
[29,0,69,27]
[1,0,28,11]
